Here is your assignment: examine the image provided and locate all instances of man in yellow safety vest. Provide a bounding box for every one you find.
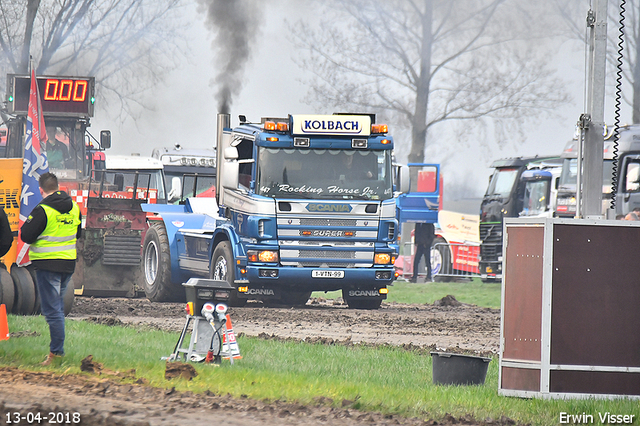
[20,172,82,366]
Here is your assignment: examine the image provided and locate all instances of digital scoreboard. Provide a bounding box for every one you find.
[6,74,95,117]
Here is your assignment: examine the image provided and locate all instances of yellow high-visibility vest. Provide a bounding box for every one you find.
[29,202,81,261]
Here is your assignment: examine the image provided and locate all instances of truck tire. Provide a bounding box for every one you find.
[341,289,383,310]
[210,241,246,307]
[432,237,452,283]
[63,278,75,316]
[26,266,40,315]
[142,223,180,302]
[0,267,14,314]
[266,290,312,308]
[10,266,36,315]
[24,267,74,315]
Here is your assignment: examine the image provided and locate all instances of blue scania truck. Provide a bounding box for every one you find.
[141,113,399,308]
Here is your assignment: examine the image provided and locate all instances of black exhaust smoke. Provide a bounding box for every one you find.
[197,0,262,113]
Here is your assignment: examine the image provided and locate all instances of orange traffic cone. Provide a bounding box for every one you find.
[0,304,9,341]
[222,314,241,360]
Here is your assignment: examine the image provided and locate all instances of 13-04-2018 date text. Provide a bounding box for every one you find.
[4,412,80,424]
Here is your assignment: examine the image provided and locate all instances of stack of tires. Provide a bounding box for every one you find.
[0,265,74,316]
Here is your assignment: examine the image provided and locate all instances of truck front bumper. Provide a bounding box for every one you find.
[239,265,394,293]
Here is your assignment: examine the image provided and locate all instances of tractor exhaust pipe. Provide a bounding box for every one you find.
[216,113,230,205]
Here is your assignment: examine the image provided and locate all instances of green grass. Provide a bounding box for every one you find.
[313,278,502,309]
[2,314,639,426]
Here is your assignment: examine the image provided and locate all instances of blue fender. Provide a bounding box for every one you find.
[142,203,221,284]
[209,222,245,265]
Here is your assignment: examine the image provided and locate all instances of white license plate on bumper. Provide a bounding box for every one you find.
[312,270,344,278]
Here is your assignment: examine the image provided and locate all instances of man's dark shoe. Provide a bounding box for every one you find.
[41,352,63,366]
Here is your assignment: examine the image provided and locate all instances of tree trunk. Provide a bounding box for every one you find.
[408,0,433,165]
[20,0,41,73]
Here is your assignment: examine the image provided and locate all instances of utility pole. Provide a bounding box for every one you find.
[579,0,608,219]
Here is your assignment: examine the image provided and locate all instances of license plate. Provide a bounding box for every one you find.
[312,270,344,278]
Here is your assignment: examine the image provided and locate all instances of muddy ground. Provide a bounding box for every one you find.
[1,296,515,426]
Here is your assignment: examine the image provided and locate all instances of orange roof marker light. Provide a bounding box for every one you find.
[264,121,289,132]
[371,124,388,134]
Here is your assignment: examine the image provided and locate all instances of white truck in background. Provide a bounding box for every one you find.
[151,145,216,203]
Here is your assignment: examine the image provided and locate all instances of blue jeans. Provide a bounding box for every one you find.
[35,270,72,355]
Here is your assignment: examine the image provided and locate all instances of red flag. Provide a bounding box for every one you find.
[16,68,49,266]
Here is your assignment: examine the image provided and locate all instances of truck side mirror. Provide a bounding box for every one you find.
[399,165,410,194]
[222,146,239,190]
[100,130,111,149]
[224,146,238,160]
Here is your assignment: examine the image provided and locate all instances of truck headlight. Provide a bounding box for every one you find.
[374,253,393,265]
[247,249,279,263]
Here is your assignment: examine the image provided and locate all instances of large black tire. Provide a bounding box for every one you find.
[265,290,312,308]
[341,289,383,310]
[142,223,181,302]
[25,266,74,315]
[0,267,14,314]
[63,278,75,316]
[210,241,246,307]
[26,266,40,315]
[432,237,452,283]
[10,265,36,315]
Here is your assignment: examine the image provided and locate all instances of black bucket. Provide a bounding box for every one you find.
[430,352,492,385]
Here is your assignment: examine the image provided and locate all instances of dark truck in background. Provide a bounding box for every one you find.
[478,156,559,282]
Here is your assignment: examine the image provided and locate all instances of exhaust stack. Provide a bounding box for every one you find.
[216,113,231,205]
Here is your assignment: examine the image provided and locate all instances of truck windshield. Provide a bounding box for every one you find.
[165,171,216,203]
[559,158,615,188]
[256,147,393,200]
[485,168,519,198]
[102,169,167,202]
[44,123,84,180]
[521,180,549,216]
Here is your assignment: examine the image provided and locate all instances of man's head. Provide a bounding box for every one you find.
[39,172,59,197]
[341,153,354,168]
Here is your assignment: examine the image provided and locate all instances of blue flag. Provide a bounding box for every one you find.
[17,68,49,266]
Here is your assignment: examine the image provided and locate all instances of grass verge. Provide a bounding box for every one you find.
[313,278,501,309]
[1,314,638,426]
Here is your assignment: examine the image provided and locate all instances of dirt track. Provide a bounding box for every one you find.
[70,296,500,356]
[0,296,512,426]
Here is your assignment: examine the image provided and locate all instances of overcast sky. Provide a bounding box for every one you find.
[91,0,627,210]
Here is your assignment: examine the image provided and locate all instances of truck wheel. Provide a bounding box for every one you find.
[432,238,452,283]
[10,266,36,315]
[341,289,383,310]
[210,241,246,307]
[142,223,179,302]
[63,278,75,316]
[266,290,312,308]
[26,266,40,315]
[281,290,312,307]
[0,267,14,314]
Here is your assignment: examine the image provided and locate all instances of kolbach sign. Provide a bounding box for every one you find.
[291,115,371,136]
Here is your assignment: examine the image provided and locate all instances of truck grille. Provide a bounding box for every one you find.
[277,213,380,268]
[479,223,502,259]
[300,218,357,227]
[103,233,141,266]
[298,249,356,268]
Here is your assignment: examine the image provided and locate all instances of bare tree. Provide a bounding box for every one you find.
[290,0,571,163]
[555,0,640,123]
[0,0,187,122]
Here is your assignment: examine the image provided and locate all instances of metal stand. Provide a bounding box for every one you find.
[167,314,228,364]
